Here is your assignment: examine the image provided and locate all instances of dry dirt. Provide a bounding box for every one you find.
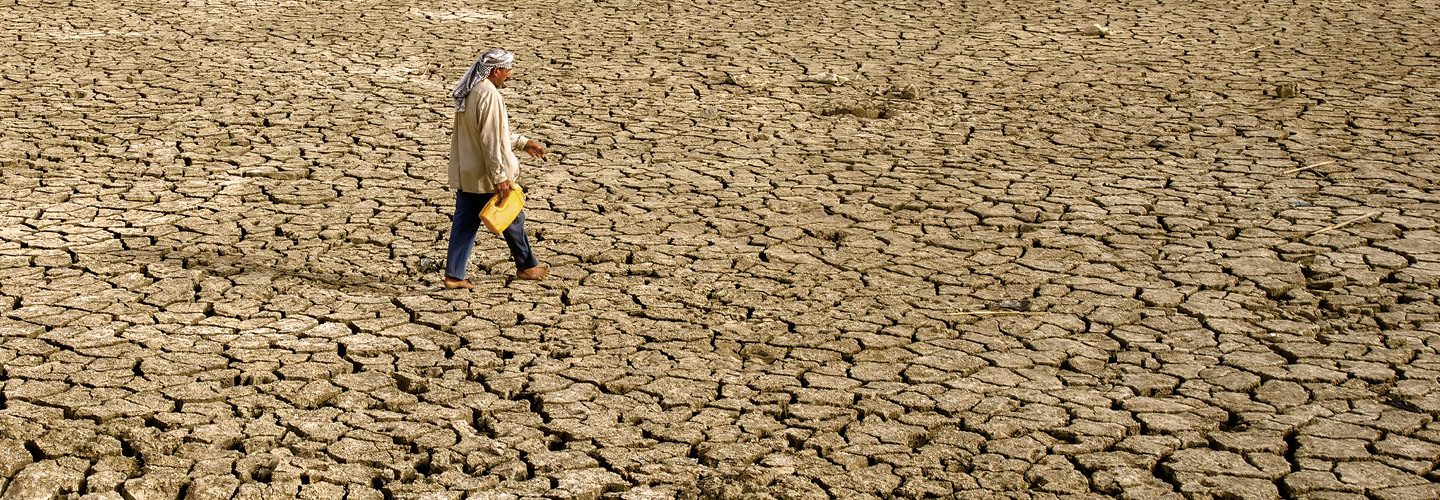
[2,0,1439,499]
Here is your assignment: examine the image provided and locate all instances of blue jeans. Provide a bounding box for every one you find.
[445,190,538,280]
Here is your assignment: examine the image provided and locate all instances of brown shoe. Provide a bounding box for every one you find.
[515,265,549,281]
[443,277,476,289]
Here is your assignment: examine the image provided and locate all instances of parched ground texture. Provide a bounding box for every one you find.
[2,0,1439,498]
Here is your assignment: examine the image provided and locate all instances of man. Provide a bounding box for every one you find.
[444,48,549,289]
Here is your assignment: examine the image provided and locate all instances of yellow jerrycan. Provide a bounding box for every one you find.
[479,186,525,234]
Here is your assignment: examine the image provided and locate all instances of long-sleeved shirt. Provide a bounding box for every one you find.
[449,79,529,193]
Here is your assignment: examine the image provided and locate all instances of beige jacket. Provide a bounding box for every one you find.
[449,79,529,193]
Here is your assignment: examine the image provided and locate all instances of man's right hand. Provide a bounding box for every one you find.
[495,181,517,205]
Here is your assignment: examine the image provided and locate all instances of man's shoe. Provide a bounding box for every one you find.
[515,265,549,281]
[444,277,476,289]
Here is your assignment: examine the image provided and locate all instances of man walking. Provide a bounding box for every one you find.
[444,48,549,289]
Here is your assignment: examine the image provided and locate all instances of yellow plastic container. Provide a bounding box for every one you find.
[480,186,525,234]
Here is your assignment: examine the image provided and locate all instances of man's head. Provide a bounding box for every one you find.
[478,49,514,88]
[452,48,516,112]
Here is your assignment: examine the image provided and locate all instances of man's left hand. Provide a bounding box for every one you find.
[522,140,547,161]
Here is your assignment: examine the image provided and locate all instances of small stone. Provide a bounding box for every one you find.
[848,106,882,119]
[726,73,769,89]
[1080,24,1110,36]
[895,83,924,99]
[800,72,851,85]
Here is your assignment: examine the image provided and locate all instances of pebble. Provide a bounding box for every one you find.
[1080,24,1111,36]
[895,83,925,100]
[726,73,770,89]
[799,72,852,85]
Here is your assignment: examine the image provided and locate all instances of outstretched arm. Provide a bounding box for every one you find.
[509,131,546,160]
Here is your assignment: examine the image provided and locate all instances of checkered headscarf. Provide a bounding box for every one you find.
[451,49,514,112]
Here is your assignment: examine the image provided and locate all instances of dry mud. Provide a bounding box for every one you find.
[2,0,1439,499]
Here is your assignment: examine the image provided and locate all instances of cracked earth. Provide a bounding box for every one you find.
[2,0,1439,499]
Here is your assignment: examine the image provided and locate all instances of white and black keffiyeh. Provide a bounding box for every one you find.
[451,48,514,112]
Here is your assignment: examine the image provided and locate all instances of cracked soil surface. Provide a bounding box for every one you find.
[2,0,1439,498]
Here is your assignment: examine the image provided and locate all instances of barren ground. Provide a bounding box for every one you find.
[1,0,1439,499]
